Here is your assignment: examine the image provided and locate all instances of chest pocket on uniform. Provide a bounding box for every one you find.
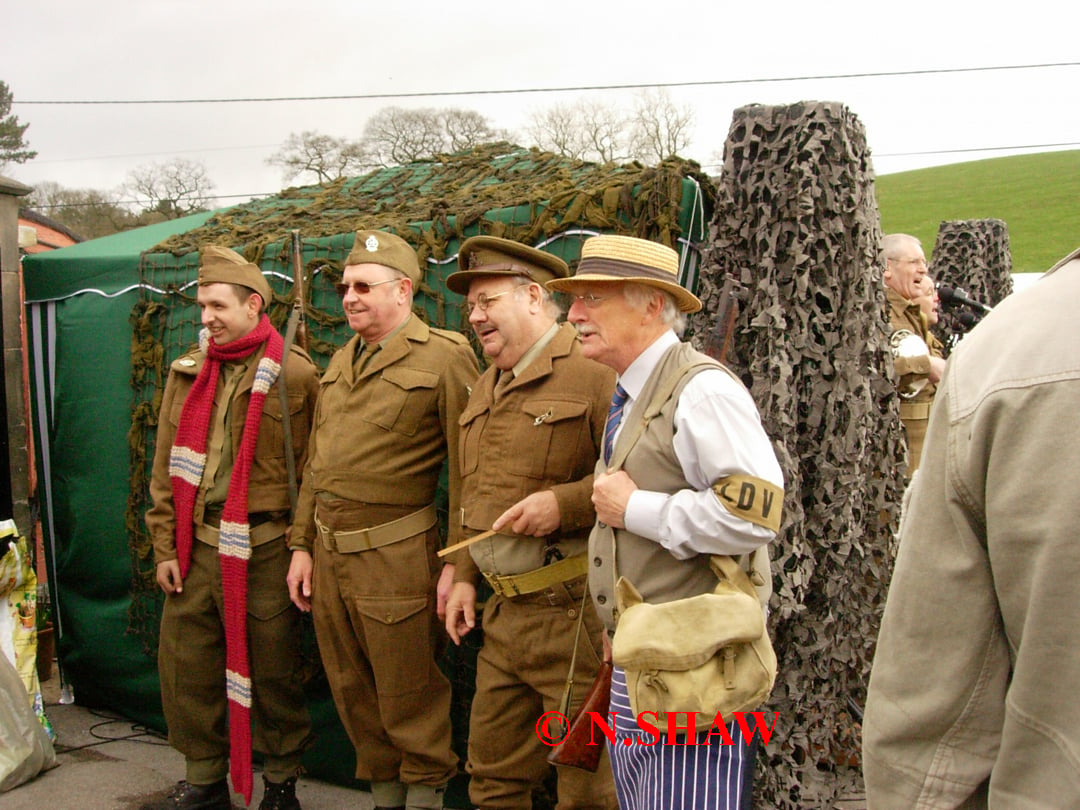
[366,367,439,436]
[256,391,309,460]
[458,400,489,477]
[511,398,590,481]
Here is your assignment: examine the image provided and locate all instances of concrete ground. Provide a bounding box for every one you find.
[4,671,374,810]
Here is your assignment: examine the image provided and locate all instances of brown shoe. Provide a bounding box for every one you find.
[140,780,232,810]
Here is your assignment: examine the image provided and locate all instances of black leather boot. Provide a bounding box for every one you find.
[140,780,232,810]
[258,775,301,810]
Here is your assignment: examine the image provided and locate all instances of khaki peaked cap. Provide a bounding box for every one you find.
[446,236,569,295]
[198,245,273,305]
[546,234,702,313]
[345,230,423,286]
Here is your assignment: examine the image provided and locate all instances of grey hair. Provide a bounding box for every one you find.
[511,276,563,319]
[882,233,922,261]
[622,283,686,334]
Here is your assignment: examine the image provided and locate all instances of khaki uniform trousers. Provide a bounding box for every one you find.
[467,574,618,810]
[311,503,456,787]
[901,400,931,476]
[158,537,311,784]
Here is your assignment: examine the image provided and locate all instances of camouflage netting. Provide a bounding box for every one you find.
[123,144,714,804]
[688,101,908,808]
[928,218,1013,355]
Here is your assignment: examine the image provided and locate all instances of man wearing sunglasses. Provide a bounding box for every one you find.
[443,236,617,810]
[286,230,478,810]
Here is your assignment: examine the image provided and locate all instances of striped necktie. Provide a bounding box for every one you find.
[603,383,629,464]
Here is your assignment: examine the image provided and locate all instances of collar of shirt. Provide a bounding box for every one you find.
[617,330,680,409]
[510,321,560,377]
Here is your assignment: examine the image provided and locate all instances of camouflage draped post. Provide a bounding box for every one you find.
[929,218,1013,354]
[689,101,907,808]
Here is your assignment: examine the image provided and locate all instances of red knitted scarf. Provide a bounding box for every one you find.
[168,314,283,806]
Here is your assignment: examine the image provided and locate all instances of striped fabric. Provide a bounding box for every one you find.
[607,666,756,810]
[604,383,629,464]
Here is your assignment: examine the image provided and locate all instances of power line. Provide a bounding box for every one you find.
[876,141,1080,158]
[697,142,1080,172]
[16,62,1080,105]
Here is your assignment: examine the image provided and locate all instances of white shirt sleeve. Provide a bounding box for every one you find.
[623,367,784,559]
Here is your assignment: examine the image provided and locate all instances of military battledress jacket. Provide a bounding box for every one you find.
[453,322,615,580]
[290,315,479,551]
[864,249,1080,808]
[146,342,320,564]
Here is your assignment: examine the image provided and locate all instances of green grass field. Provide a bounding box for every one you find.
[874,149,1080,274]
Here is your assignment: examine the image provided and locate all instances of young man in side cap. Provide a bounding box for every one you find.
[286,230,479,810]
[442,236,618,810]
[145,246,319,810]
[547,234,784,810]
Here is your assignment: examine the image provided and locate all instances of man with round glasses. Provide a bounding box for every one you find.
[286,229,478,810]
[443,236,617,809]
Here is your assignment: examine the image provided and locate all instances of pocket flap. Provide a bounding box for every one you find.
[381,367,439,391]
[521,398,588,424]
[353,595,429,626]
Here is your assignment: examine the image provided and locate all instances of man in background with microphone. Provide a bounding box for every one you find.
[883,233,946,476]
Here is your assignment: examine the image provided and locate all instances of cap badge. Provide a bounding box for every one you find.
[365,235,379,252]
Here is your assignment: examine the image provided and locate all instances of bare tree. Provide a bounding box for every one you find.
[440,109,508,153]
[526,103,589,160]
[527,99,628,163]
[362,107,449,167]
[360,106,505,168]
[125,158,217,220]
[25,180,137,238]
[266,130,372,184]
[629,89,695,163]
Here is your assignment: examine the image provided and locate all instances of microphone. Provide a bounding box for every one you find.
[957,310,979,328]
[937,286,993,314]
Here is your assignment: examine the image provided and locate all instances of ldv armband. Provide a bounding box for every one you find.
[711,475,783,533]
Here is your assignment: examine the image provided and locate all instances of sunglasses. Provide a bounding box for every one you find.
[333,278,400,298]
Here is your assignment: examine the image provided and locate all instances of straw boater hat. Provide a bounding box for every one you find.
[445,235,569,294]
[344,229,423,286]
[546,234,702,313]
[198,245,273,306]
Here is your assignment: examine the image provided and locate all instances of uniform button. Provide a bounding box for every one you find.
[598,522,607,529]
[385,613,393,623]
[593,557,602,566]
[567,608,578,618]
[597,595,607,605]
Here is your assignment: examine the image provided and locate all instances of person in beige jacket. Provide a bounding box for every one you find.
[863,247,1080,808]
[442,236,617,809]
[286,230,479,810]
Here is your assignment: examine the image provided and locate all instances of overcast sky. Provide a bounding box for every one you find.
[5,0,1078,209]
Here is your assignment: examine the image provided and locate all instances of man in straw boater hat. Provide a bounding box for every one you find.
[145,246,319,810]
[441,236,618,809]
[285,230,478,810]
[546,234,784,810]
